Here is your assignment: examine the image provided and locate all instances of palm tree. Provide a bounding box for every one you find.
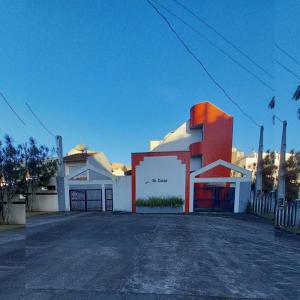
[293,85,300,100]
[292,85,300,119]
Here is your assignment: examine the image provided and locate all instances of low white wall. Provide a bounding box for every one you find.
[1,195,25,225]
[237,181,251,213]
[32,193,59,212]
[114,176,132,212]
[8,203,25,225]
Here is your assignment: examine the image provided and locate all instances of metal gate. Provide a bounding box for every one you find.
[194,185,235,212]
[105,189,113,211]
[70,189,102,211]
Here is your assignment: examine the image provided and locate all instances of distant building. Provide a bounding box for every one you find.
[231,148,293,178]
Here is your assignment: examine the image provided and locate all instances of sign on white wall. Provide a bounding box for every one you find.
[136,156,186,200]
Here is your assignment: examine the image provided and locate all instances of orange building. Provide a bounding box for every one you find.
[131,102,249,213]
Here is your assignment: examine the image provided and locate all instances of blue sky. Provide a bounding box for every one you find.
[0,0,299,165]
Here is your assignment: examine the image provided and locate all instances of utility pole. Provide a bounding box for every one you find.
[56,135,66,211]
[277,121,287,207]
[255,126,264,196]
[275,121,287,226]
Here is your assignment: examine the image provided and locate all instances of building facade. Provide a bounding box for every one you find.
[34,102,251,214]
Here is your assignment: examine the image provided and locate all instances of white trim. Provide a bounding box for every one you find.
[66,164,115,181]
[68,180,113,185]
[191,159,251,180]
[193,177,250,183]
[102,186,105,211]
[189,160,252,213]
[234,182,240,213]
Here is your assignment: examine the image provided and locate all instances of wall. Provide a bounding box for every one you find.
[8,203,25,225]
[132,152,190,213]
[151,121,202,152]
[114,176,132,212]
[236,181,252,213]
[1,195,25,225]
[190,102,233,177]
[32,194,58,212]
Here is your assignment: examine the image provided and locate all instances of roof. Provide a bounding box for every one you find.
[63,153,95,163]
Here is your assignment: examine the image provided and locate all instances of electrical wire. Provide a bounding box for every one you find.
[275,59,300,81]
[25,102,56,137]
[151,0,274,91]
[275,44,300,67]
[147,0,261,128]
[0,91,26,126]
[171,0,273,80]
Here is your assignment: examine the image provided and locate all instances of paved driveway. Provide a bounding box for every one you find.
[24,212,300,299]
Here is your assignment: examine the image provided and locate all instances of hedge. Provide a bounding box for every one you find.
[136,196,183,208]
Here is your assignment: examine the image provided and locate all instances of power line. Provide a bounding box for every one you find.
[275,44,300,67]
[0,91,26,126]
[151,0,274,91]
[147,0,260,128]
[171,0,274,80]
[25,102,55,137]
[275,59,300,81]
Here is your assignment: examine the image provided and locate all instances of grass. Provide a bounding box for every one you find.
[0,224,24,231]
[26,211,59,219]
[283,227,300,234]
[257,213,275,221]
[136,196,183,208]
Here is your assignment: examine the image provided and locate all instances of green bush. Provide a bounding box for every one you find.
[136,196,183,208]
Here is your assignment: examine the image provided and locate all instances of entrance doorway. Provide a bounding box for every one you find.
[194,184,234,212]
[105,189,113,211]
[70,189,102,211]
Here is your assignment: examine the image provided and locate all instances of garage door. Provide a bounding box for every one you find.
[70,189,102,211]
[194,184,234,212]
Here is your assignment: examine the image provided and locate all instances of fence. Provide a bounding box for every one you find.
[251,191,300,228]
[251,191,276,215]
[275,200,300,227]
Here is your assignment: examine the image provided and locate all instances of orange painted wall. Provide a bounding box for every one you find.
[189,102,233,177]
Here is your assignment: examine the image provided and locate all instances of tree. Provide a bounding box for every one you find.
[285,150,300,201]
[19,137,57,211]
[0,135,22,223]
[261,150,277,193]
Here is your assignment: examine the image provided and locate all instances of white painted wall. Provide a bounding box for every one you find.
[8,203,25,225]
[1,195,25,225]
[32,194,59,212]
[151,121,202,152]
[237,181,251,213]
[114,176,132,212]
[136,156,186,210]
[190,157,202,172]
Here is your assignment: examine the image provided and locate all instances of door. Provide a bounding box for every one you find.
[194,184,234,212]
[105,189,113,211]
[86,189,102,211]
[70,189,102,211]
[70,190,86,211]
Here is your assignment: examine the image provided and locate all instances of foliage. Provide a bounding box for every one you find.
[285,150,300,201]
[19,137,57,211]
[246,201,253,214]
[0,135,57,222]
[261,150,277,192]
[0,135,22,223]
[136,196,184,208]
[293,85,300,101]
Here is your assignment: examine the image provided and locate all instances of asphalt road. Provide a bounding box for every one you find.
[0,227,25,300]
[3,212,300,299]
